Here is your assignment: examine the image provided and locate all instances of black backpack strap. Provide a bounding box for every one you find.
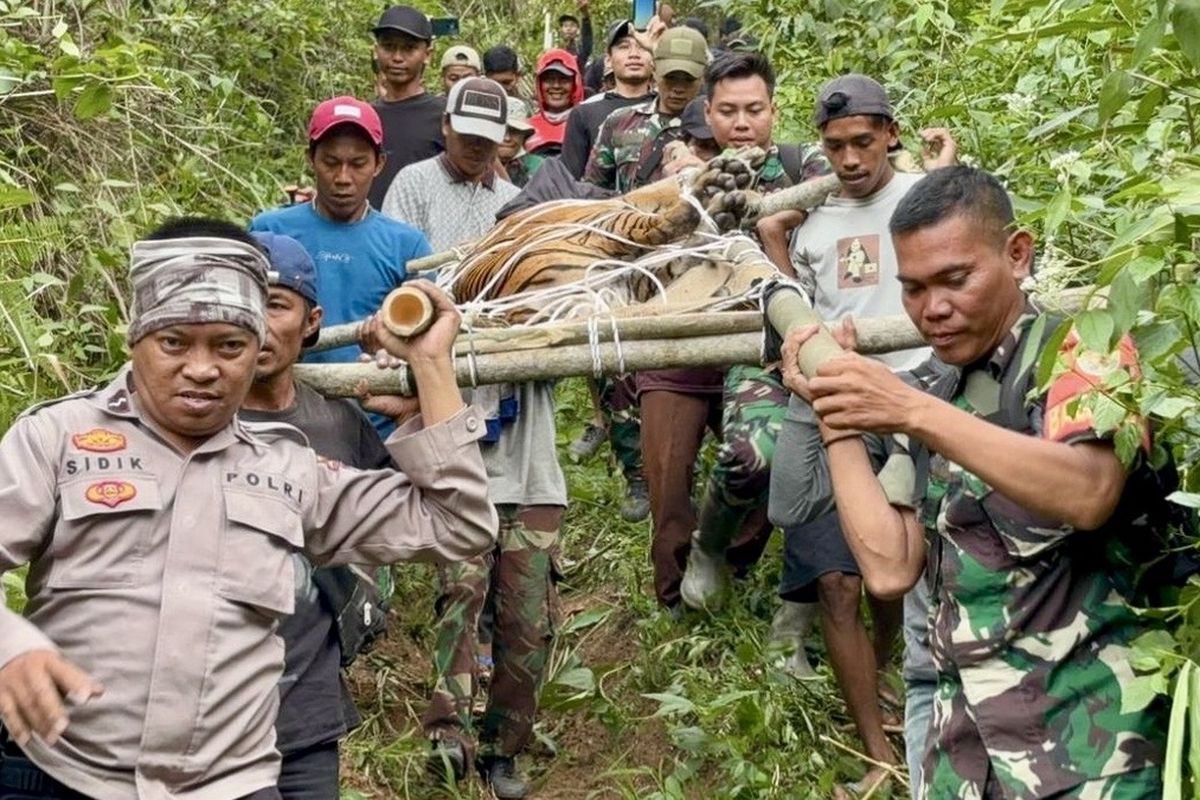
[998,313,1066,434]
[634,126,684,187]
[777,143,804,185]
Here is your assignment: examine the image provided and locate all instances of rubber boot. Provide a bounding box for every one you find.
[768,599,818,677]
[680,531,731,611]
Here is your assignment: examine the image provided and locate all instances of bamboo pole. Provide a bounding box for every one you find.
[292,315,930,397]
[309,309,758,355]
[294,286,1092,397]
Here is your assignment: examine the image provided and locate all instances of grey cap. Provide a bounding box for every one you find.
[812,74,893,127]
[505,97,535,134]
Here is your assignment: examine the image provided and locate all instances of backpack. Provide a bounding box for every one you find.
[989,315,1198,590]
[777,143,808,186]
[312,565,391,668]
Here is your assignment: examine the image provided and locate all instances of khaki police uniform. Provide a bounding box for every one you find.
[0,366,497,800]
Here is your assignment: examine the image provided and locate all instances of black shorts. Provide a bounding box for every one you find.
[778,511,862,603]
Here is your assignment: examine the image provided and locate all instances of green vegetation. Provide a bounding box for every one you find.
[3,0,1200,797]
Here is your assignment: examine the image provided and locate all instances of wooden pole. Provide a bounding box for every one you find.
[311,310,766,356]
[293,315,930,397]
[294,286,1092,396]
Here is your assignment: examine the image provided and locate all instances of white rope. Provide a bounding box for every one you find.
[586,314,603,378]
[460,314,481,388]
[609,312,627,374]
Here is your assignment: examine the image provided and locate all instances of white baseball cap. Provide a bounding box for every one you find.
[446,77,508,143]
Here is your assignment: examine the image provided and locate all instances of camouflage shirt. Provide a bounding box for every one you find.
[905,308,1165,798]
[583,98,685,193]
[757,142,829,193]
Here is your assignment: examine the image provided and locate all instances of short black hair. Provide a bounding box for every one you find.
[483,45,520,74]
[306,123,382,157]
[145,217,261,250]
[683,17,709,40]
[704,50,775,99]
[889,166,1014,247]
[558,13,578,24]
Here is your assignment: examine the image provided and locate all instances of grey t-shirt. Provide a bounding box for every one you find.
[789,170,929,371]
[476,382,567,507]
[239,382,393,753]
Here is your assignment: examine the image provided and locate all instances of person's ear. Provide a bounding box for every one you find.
[704,98,713,125]
[372,150,386,179]
[1007,229,1035,282]
[305,304,324,338]
[886,119,900,150]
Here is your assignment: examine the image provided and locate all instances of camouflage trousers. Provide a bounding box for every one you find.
[422,505,562,758]
[924,670,1164,799]
[598,376,642,481]
[695,365,789,561]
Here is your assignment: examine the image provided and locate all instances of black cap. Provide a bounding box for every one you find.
[680,97,713,140]
[372,6,432,40]
[813,74,893,127]
[683,16,709,40]
[606,19,635,51]
[559,13,579,24]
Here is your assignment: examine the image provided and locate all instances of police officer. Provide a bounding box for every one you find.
[0,218,497,800]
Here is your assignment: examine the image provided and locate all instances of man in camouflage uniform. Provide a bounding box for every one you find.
[406,83,567,800]
[583,26,708,193]
[422,507,560,796]
[783,166,1165,798]
[576,25,709,527]
[672,51,829,616]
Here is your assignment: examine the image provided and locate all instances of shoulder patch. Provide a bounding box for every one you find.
[238,418,312,450]
[19,388,100,419]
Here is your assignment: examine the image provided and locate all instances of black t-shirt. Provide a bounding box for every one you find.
[369,92,447,209]
[559,90,655,178]
[240,381,393,754]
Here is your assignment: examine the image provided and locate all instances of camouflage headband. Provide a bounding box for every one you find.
[127,237,269,345]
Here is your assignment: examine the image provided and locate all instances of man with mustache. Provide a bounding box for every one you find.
[0,219,495,800]
[367,5,446,209]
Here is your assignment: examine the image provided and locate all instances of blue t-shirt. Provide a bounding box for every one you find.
[249,203,432,365]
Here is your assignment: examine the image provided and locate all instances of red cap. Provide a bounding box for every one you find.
[307,96,383,146]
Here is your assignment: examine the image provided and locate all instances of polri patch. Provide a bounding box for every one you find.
[72,428,127,453]
[85,480,137,508]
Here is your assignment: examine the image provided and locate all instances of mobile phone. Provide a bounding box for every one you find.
[632,0,655,30]
[430,17,460,37]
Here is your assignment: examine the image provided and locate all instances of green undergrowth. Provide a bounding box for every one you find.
[340,379,898,799]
